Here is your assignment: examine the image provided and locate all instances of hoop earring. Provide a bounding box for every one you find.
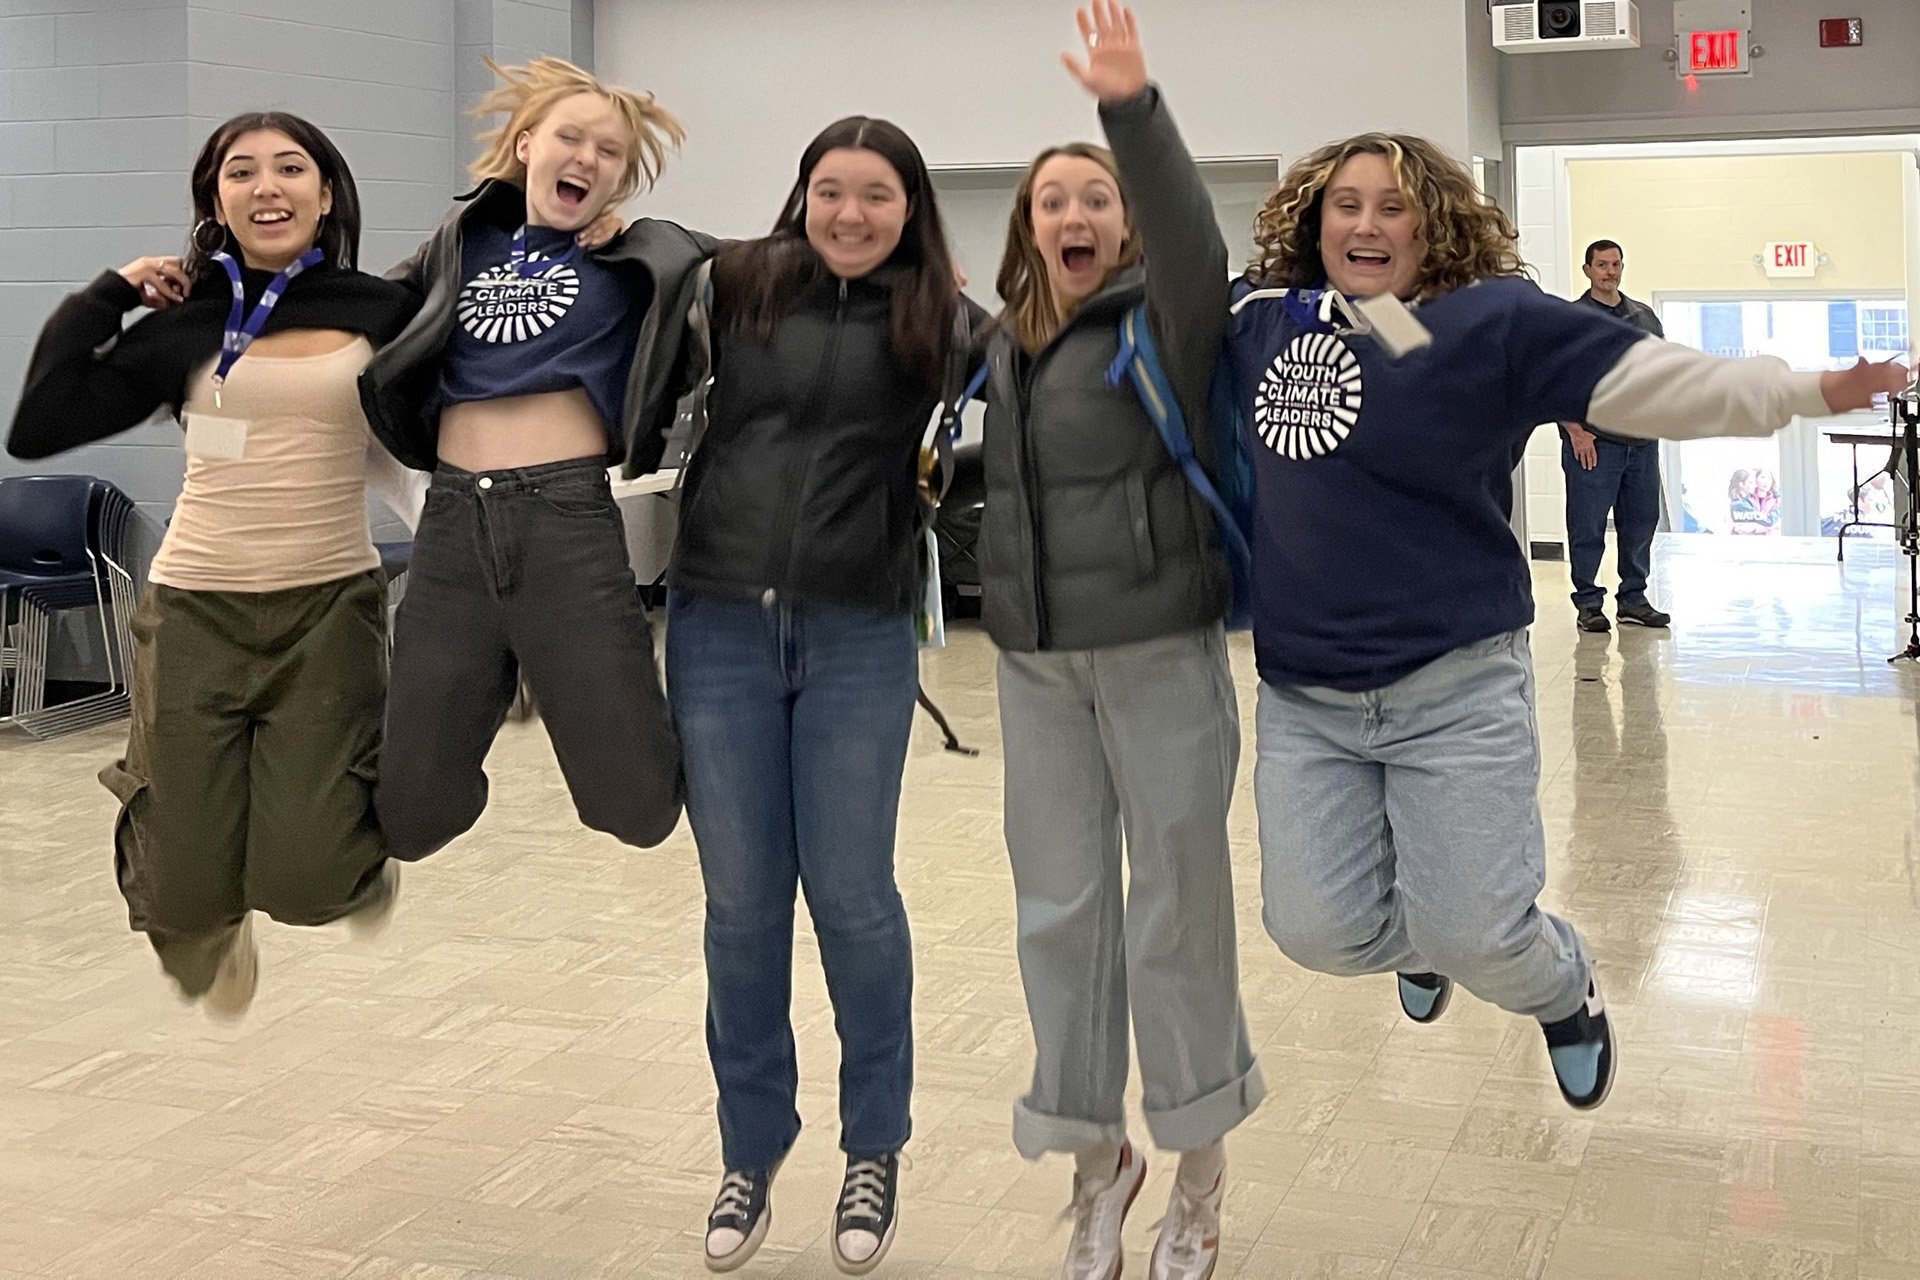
[191,218,227,255]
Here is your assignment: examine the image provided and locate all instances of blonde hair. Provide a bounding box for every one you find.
[467,56,684,205]
[996,143,1142,355]
[1250,133,1524,299]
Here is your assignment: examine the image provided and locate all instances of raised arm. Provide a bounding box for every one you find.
[8,258,193,460]
[1066,2,1228,399]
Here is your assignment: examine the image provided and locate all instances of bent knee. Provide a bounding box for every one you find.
[1261,908,1382,977]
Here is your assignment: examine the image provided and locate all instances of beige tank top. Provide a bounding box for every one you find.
[150,337,383,592]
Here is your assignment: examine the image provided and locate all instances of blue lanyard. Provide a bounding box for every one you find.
[210,247,325,407]
[510,225,577,278]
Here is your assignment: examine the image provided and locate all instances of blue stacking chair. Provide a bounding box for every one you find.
[0,475,138,738]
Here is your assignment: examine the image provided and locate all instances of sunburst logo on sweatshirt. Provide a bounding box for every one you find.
[455,255,581,344]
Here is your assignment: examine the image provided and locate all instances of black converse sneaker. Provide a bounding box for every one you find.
[1396,971,1453,1024]
[1540,977,1616,1110]
[829,1151,902,1274]
[705,1165,775,1273]
[831,1151,900,1276]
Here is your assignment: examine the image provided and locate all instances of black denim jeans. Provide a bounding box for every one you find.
[377,458,683,860]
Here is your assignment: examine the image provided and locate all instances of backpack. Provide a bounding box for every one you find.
[1104,303,1255,631]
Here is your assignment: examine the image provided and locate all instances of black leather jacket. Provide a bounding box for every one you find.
[670,265,944,615]
[359,179,717,474]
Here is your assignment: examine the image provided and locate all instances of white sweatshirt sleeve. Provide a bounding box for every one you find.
[365,435,429,533]
[1585,336,1830,441]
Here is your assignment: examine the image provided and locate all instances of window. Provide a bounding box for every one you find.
[1828,302,1858,359]
[1699,303,1745,357]
[1859,305,1909,354]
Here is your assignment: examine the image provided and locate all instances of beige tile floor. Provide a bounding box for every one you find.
[3,534,1919,1279]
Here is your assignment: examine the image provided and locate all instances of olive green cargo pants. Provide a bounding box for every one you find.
[101,569,394,996]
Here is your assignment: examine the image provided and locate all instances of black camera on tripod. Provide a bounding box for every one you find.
[1538,1,1582,39]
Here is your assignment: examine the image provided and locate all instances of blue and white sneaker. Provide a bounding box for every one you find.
[1397,971,1453,1024]
[1540,977,1616,1110]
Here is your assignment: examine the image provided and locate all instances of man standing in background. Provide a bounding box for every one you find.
[1562,239,1672,632]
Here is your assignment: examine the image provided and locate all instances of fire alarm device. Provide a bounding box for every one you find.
[1819,18,1863,48]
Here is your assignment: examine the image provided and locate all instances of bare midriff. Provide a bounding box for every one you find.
[437,387,609,471]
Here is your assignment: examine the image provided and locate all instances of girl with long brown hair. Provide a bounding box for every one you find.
[669,111,968,1278]
[9,112,420,1016]
[976,7,1262,1278]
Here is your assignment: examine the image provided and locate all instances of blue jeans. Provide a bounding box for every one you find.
[666,589,919,1172]
[1563,435,1660,612]
[1255,630,1591,1024]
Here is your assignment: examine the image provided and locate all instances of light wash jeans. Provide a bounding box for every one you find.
[1255,628,1591,1024]
[998,625,1265,1158]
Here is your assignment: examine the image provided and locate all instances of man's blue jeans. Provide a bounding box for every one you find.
[1563,435,1660,612]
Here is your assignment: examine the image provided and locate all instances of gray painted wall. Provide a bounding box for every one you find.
[0,0,579,675]
[1500,0,1920,143]
[0,0,581,535]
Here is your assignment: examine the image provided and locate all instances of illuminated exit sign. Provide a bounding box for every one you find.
[1686,28,1750,74]
[1762,241,1820,278]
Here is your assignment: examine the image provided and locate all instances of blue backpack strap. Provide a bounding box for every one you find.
[960,362,990,411]
[1108,305,1252,568]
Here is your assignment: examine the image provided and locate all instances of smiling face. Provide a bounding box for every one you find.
[1318,152,1425,300]
[515,90,630,232]
[803,146,909,280]
[215,128,331,272]
[1029,153,1130,311]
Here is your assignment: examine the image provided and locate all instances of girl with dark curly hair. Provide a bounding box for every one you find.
[1230,131,1907,1113]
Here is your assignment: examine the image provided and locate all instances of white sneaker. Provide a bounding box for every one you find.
[203,914,258,1021]
[1149,1173,1223,1280]
[346,861,401,942]
[1062,1141,1147,1280]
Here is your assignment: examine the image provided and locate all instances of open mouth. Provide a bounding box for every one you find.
[1061,245,1097,272]
[251,210,293,226]
[556,178,590,207]
[1346,249,1391,269]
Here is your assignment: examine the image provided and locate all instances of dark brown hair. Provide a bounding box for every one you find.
[714,115,958,393]
[184,111,362,280]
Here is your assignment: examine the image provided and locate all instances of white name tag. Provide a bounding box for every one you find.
[183,414,249,460]
[1347,292,1434,359]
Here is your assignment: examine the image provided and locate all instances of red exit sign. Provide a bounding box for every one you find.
[1763,241,1819,278]
[1687,28,1749,73]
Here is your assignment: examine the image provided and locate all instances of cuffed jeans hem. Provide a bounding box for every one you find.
[1012,1100,1129,1160]
[1143,1062,1267,1152]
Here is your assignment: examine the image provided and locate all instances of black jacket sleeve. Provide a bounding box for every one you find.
[8,272,179,460]
[384,239,431,293]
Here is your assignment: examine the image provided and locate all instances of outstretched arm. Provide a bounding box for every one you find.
[1067,2,1228,420]
[1588,342,1908,440]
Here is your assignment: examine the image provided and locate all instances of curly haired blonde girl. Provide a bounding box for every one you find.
[468,55,684,204]
[1249,132,1524,297]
